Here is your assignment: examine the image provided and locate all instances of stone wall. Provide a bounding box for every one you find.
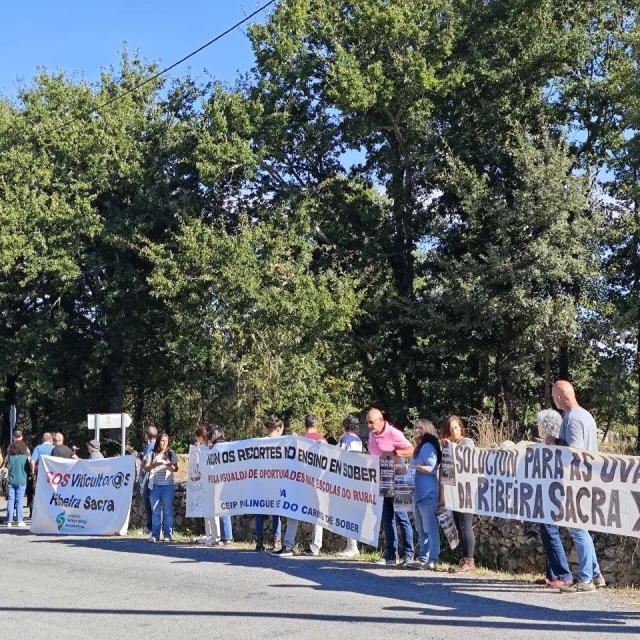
[130,458,640,585]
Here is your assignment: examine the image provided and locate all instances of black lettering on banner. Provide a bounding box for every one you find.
[633,465,640,485]
[600,456,617,483]
[457,482,465,509]
[542,448,553,479]
[519,483,533,519]
[554,449,564,480]
[455,445,465,474]
[575,487,590,524]
[524,448,533,478]
[632,491,640,532]
[549,482,564,522]
[495,480,505,513]
[532,484,545,519]
[591,487,607,526]
[581,452,593,482]
[570,453,582,481]
[565,486,577,523]
[607,490,621,529]
[618,457,635,483]
[478,478,489,511]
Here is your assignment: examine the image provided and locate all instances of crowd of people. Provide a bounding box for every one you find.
[1,380,606,594]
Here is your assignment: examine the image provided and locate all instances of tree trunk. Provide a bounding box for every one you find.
[558,341,570,380]
[2,375,17,444]
[544,345,552,409]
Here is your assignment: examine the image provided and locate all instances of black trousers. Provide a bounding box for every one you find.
[452,511,475,558]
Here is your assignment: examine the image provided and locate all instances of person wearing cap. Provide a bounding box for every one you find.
[87,440,104,460]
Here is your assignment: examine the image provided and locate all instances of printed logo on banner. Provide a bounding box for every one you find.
[31,455,135,536]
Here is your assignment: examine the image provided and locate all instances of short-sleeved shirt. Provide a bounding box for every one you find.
[558,407,598,452]
[51,445,74,459]
[7,454,30,486]
[338,433,363,452]
[31,443,55,469]
[303,432,327,443]
[139,440,156,484]
[411,442,439,502]
[368,423,412,457]
[144,450,178,486]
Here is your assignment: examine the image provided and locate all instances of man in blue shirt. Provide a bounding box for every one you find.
[139,426,158,534]
[547,380,604,593]
[30,432,54,479]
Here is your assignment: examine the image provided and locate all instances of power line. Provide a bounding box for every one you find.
[41,0,277,137]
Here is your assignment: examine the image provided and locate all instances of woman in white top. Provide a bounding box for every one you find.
[144,432,178,543]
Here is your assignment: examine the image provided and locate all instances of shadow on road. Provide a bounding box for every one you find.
[17,532,640,633]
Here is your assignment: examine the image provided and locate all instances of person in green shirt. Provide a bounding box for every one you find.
[6,435,31,527]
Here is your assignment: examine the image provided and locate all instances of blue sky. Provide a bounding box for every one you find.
[1,1,268,99]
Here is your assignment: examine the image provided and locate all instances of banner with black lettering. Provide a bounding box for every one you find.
[31,455,136,536]
[443,443,640,538]
[188,436,382,546]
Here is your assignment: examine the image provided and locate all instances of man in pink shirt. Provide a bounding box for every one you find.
[367,408,415,565]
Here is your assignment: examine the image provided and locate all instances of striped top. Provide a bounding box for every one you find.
[144,450,178,486]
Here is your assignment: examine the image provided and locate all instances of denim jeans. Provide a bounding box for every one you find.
[539,523,572,582]
[382,497,415,560]
[414,491,440,563]
[567,527,601,583]
[283,519,323,552]
[7,484,26,523]
[255,514,281,538]
[220,516,233,541]
[150,483,175,540]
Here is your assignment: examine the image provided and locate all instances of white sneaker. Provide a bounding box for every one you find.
[336,549,360,558]
[6,522,12,528]
[194,535,210,545]
[16,522,27,528]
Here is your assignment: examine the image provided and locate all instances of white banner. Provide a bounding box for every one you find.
[443,443,640,538]
[31,455,136,536]
[186,444,208,518]
[188,436,382,546]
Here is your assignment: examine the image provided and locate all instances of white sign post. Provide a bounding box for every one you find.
[87,413,133,455]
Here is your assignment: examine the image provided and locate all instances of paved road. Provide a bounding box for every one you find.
[1,504,639,639]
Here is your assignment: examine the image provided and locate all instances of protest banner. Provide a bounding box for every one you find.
[188,436,383,545]
[186,444,207,518]
[31,455,135,536]
[443,442,640,538]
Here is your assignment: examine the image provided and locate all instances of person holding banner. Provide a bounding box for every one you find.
[273,415,327,557]
[549,381,605,594]
[208,425,233,546]
[406,420,441,570]
[255,416,285,552]
[367,408,415,566]
[336,414,364,558]
[144,432,179,543]
[534,409,573,588]
[440,415,476,573]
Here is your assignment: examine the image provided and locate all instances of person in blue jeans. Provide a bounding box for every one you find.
[6,434,31,527]
[254,415,285,551]
[406,419,441,570]
[535,410,573,587]
[144,432,178,543]
[547,381,605,593]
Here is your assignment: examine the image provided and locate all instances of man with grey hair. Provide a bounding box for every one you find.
[535,409,573,588]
